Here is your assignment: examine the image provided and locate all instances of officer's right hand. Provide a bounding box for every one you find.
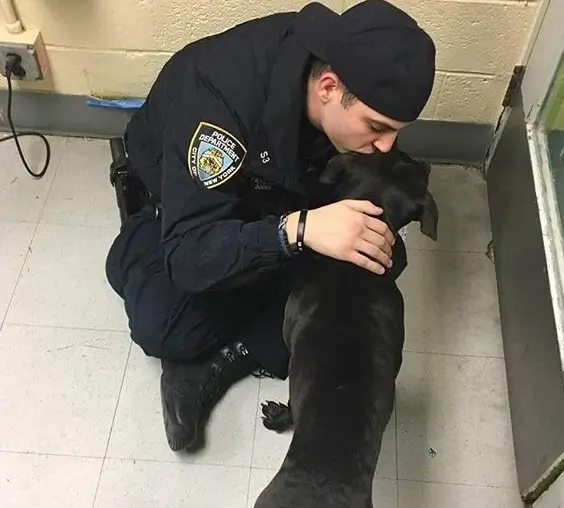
[285,200,395,275]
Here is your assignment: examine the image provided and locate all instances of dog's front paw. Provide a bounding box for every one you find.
[261,401,293,433]
[261,401,288,419]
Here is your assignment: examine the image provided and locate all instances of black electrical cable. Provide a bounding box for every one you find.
[0,55,51,179]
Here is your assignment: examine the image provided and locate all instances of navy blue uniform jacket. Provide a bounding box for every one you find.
[125,11,337,295]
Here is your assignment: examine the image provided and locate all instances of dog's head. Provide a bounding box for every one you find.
[318,150,439,241]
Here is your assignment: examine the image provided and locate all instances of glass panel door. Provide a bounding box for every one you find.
[541,55,564,225]
[530,50,564,364]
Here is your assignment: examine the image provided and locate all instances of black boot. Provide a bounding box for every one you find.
[160,342,257,451]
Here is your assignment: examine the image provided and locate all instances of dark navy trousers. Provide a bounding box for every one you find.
[105,208,291,378]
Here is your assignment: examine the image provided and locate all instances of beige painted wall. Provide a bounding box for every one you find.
[0,0,542,124]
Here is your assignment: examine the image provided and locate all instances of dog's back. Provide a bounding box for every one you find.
[254,256,404,508]
[254,150,438,508]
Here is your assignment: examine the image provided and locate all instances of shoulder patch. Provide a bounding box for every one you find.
[187,122,247,189]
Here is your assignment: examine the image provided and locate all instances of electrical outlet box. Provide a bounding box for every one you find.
[0,28,48,81]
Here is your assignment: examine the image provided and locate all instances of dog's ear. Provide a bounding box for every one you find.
[419,191,439,241]
[421,161,432,183]
[318,155,345,185]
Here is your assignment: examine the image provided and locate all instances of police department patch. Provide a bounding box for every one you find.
[188,122,247,189]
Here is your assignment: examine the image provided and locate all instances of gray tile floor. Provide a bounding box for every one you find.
[0,136,525,507]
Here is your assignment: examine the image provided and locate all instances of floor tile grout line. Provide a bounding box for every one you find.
[402,349,505,360]
[1,223,40,326]
[1,138,66,325]
[247,464,397,482]
[249,378,263,466]
[91,339,133,508]
[246,377,265,507]
[35,136,68,222]
[5,445,520,490]
[244,466,253,508]
[104,340,133,457]
[0,219,38,225]
[1,322,130,334]
[0,449,106,460]
[0,325,500,358]
[0,446,260,469]
[37,220,120,230]
[98,457,256,470]
[396,477,518,491]
[2,323,506,360]
[91,457,106,508]
[405,245,492,256]
[0,445,257,470]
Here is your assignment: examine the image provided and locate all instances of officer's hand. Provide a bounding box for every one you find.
[286,200,395,275]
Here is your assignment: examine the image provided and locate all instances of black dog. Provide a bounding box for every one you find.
[253,150,438,508]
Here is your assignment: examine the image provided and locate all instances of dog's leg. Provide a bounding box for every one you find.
[261,400,293,432]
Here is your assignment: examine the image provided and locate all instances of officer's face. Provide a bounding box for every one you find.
[312,74,410,155]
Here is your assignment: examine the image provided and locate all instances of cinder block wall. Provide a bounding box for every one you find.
[0,0,542,125]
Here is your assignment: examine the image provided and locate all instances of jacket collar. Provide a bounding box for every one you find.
[259,30,334,194]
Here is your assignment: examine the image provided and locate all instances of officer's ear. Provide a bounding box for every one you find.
[318,155,346,185]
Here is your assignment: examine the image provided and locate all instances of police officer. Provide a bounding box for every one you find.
[105,0,435,452]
